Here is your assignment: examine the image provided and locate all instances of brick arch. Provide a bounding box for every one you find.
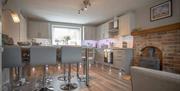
[141,46,163,70]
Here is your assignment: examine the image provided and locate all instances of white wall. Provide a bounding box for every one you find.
[2,11,20,44]
[135,0,180,29]
[2,11,27,44]
[20,14,27,42]
[2,0,27,44]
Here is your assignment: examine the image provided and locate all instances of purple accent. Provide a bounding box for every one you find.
[82,40,97,47]
[82,36,133,48]
[97,38,115,48]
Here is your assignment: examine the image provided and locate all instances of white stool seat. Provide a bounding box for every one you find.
[2,46,22,68]
[61,46,82,64]
[30,46,57,66]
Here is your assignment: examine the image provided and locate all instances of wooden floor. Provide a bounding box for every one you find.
[3,64,132,91]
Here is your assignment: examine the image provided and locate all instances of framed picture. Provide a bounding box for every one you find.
[150,0,172,21]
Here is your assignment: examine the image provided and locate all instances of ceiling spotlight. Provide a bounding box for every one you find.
[78,0,91,14]
[84,6,88,11]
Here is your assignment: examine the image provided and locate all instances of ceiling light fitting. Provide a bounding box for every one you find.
[78,0,91,14]
[3,9,20,23]
[11,11,20,23]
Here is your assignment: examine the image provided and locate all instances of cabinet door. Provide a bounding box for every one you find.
[28,21,40,39]
[28,21,49,39]
[119,12,135,36]
[103,22,109,39]
[39,22,49,38]
[84,26,96,40]
[97,22,109,39]
[99,25,104,39]
[95,49,104,63]
[96,26,101,40]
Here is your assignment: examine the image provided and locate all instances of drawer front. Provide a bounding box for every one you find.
[113,61,121,68]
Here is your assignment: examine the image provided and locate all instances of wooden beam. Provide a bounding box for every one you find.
[131,22,180,36]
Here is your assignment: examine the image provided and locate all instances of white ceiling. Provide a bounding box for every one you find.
[7,0,156,25]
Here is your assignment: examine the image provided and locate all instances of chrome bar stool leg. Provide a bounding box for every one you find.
[45,65,53,83]
[85,48,90,86]
[57,64,68,81]
[22,64,30,85]
[17,66,30,86]
[78,48,88,82]
[46,65,54,90]
[60,64,78,90]
[77,63,80,78]
[11,67,28,88]
[77,63,86,82]
[58,64,75,81]
[39,65,53,91]
[83,62,86,74]
[12,67,24,87]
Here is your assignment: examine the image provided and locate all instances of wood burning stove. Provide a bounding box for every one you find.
[139,46,162,70]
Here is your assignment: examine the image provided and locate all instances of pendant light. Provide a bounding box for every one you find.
[10,11,20,23]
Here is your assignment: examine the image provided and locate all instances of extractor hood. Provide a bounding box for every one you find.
[109,16,119,34]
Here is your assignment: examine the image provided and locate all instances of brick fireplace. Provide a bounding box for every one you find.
[132,23,180,74]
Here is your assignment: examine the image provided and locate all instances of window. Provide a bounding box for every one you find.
[52,25,81,45]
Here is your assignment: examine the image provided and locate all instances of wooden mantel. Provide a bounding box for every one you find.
[131,22,180,36]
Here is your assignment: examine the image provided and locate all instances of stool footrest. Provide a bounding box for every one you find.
[39,87,53,91]
[60,83,78,90]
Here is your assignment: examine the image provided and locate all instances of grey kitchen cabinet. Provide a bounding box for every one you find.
[84,26,96,40]
[96,26,103,40]
[96,22,109,40]
[96,26,101,40]
[95,48,133,74]
[28,20,50,39]
[112,48,133,74]
[95,49,104,64]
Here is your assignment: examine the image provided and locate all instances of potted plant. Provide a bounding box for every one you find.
[63,36,71,45]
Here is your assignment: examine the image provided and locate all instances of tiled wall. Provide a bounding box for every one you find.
[133,29,180,74]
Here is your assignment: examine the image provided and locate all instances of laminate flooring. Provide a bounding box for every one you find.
[3,64,132,91]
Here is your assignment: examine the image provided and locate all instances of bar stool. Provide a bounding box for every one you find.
[60,46,82,90]
[77,48,87,82]
[56,47,74,82]
[30,46,56,91]
[2,46,24,89]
